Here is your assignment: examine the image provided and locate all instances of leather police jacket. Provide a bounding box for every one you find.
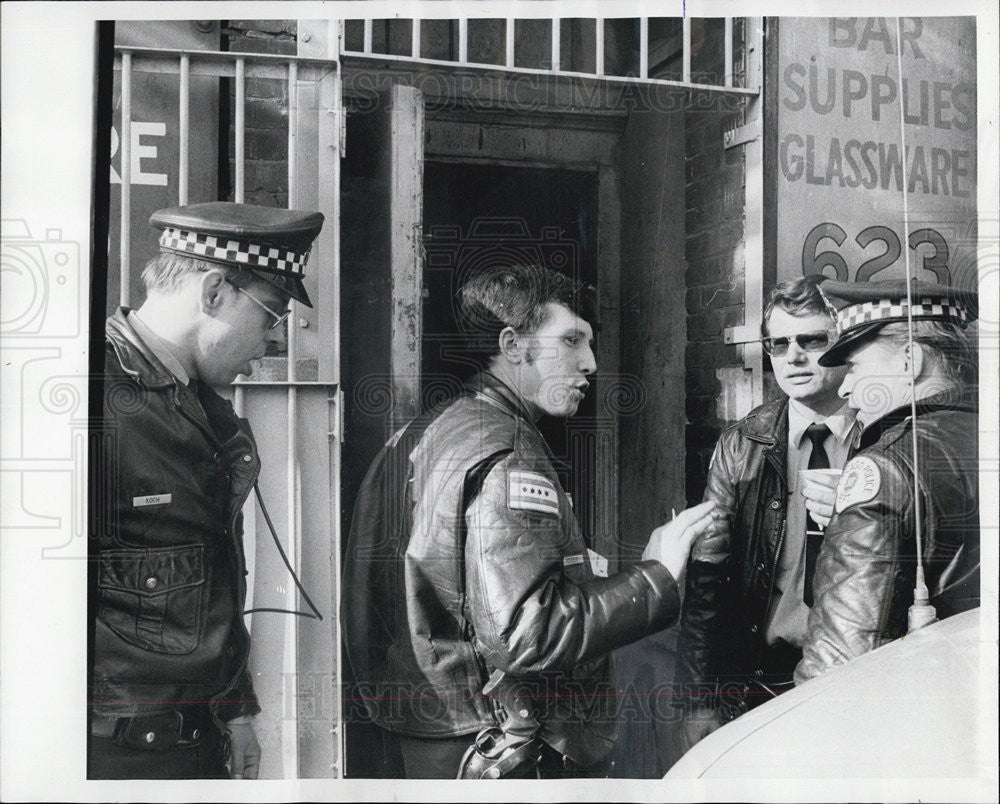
[674,396,790,712]
[91,308,260,722]
[342,372,680,767]
[795,394,979,683]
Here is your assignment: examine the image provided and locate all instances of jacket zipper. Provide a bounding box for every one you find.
[750,515,786,686]
[763,519,786,618]
[170,383,260,722]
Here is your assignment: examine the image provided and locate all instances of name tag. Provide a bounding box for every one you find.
[563,554,585,567]
[133,493,172,507]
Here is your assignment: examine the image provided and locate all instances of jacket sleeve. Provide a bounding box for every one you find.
[673,433,738,709]
[464,453,680,676]
[794,452,913,684]
[215,668,262,721]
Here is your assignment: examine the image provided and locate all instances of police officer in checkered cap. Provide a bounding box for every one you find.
[794,277,980,685]
[90,203,323,779]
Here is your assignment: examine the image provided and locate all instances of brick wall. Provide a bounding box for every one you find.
[222,20,297,206]
[684,92,750,504]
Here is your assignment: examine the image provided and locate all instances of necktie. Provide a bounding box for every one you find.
[803,422,830,607]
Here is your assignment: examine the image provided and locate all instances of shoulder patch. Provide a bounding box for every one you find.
[834,456,882,513]
[508,470,560,517]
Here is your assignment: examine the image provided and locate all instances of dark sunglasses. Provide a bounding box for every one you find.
[761,331,832,356]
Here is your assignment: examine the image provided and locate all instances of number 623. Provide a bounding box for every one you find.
[801,223,951,285]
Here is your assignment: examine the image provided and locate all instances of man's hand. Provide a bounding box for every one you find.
[801,471,841,529]
[642,501,718,580]
[225,718,261,779]
[677,706,724,754]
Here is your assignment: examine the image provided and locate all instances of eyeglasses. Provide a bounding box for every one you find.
[227,280,290,330]
[761,331,832,356]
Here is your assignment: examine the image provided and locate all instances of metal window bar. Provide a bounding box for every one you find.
[595,17,604,76]
[551,17,560,71]
[338,16,760,94]
[232,54,250,612]
[682,17,691,83]
[505,17,515,68]
[119,51,131,307]
[114,47,338,81]
[179,54,189,205]
[725,17,733,87]
[284,58,301,776]
[639,17,649,79]
[235,58,245,203]
[743,16,766,405]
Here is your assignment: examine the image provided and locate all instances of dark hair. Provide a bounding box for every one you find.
[457,264,597,367]
[761,276,835,337]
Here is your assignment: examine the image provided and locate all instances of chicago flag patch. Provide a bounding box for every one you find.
[508,470,560,517]
[834,456,882,513]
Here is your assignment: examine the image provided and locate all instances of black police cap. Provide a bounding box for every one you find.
[150,201,324,307]
[817,277,977,366]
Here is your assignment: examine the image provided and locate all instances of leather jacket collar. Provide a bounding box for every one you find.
[469,371,537,423]
[857,390,978,451]
[737,396,788,447]
[737,396,789,491]
[105,307,177,389]
[737,396,789,446]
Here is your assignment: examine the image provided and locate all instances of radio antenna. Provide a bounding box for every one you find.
[894,17,937,633]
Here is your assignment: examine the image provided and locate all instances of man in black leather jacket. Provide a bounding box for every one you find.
[343,265,719,778]
[89,202,323,779]
[795,278,979,682]
[673,277,857,751]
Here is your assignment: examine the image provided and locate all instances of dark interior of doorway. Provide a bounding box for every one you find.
[422,161,599,540]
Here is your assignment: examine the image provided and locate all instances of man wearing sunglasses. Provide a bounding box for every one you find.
[89,202,323,779]
[673,276,858,752]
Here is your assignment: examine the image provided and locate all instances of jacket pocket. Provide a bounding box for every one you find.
[98,544,205,655]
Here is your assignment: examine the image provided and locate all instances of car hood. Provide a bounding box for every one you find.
[666,608,988,780]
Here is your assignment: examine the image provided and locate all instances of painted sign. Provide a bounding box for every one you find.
[776,17,977,291]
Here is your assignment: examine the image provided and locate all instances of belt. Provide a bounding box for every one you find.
[91,709,218,751]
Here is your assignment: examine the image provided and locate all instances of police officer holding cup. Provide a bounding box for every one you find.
[795,278,979,683]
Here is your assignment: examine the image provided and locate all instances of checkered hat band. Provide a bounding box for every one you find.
[836,297,968,332]
[159,228,308,276]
